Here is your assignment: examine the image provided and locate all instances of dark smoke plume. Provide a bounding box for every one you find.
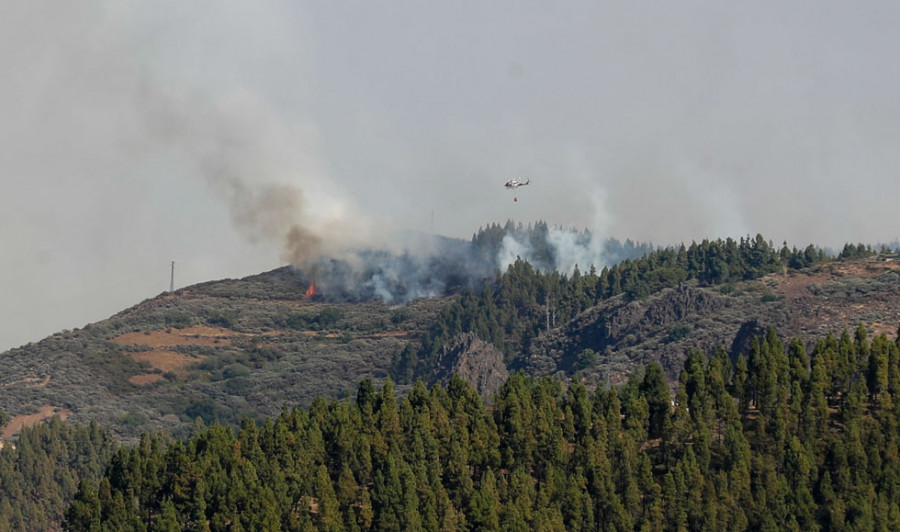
[139,86,353,267]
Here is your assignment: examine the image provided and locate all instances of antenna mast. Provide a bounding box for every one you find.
[170,261,175,293]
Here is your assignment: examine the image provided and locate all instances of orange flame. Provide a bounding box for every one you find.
[304,282,316,299]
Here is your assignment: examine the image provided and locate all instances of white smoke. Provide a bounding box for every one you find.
[365,260,445,304]
[546,227,607,274]
[497,233,533,272]
[368,273,396,303]
[497,225,613,275]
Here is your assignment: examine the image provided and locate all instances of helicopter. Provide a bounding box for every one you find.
[504,177,530,189]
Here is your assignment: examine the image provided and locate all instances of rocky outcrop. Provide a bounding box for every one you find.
[641,283,726,328]
[520,283,734,384]
[429,332,509,399]
[729,319,768,362]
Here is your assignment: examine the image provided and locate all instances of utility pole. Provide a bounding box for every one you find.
[170,261,175,293]
[546,295,552,330]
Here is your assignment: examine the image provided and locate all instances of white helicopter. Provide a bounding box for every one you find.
[504,177,531,189]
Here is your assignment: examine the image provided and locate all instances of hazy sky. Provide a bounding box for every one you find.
[2,1,899,351]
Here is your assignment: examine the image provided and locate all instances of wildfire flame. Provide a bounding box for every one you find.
[304,282,316,299]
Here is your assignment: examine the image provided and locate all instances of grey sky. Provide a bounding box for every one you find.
[2,1,899,351]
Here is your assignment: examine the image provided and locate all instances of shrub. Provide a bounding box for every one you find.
[222,364,251,380]
[391,308,412,325]
[575,349,598,371]
[314,307,344,328]
[165,311,192,328]
[760,293,784,303]
[207,310,237,328]
[224,377,253,395]
[183,399,222,424]
[665,325,692,343]
[120,411,147,428]
[286,313,310,330]
[719,283,740,295]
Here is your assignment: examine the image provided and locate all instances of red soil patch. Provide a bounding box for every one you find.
[1,405,71,439]
[129,373,164,386]
[111,325,241,348]
[112,327,216,380]
[130,350,204,373]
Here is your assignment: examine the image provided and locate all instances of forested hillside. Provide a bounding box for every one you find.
[66,326,900,531]
[2,227,898,530]
[0,417,117,531]
[396,233,832,382]
[0,226,657,439]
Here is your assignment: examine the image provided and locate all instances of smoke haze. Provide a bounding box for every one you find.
[2,1,900,350]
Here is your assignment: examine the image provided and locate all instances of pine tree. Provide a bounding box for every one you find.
[153,499,181,532]
[641,362,670,440]
[468,469,501,531]
[312,464,342,532]
[64,479,102,532]
[733,354,750,415]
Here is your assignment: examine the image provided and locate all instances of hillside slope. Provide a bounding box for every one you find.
[2,257,899,440]
[0,267,446,439]
[522,258,900,386]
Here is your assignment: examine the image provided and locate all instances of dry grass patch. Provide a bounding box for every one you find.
[1,405,71,439]
[831,259,900,278]
[111,325,242,348]
[760,271,831,301]
[129,374,164,386]
[870,322,898,338]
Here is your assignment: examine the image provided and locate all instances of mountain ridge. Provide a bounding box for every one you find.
[1,248,899,440]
